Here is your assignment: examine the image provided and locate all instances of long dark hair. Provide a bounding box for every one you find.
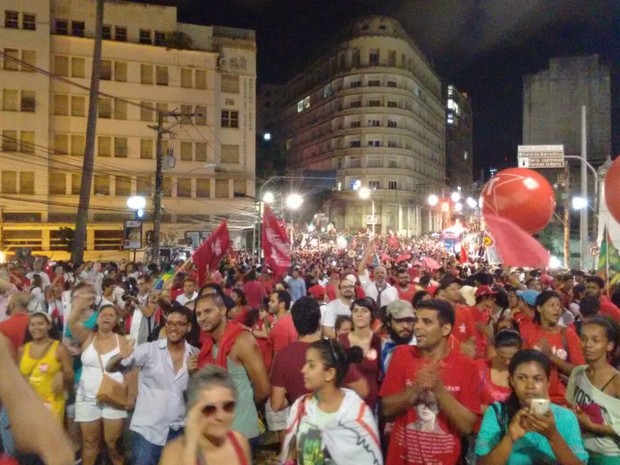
[582,316,620,365]
[533,291,562,325]
[502,349,551,423]
[23,312,62,343]
[309,339,362,387]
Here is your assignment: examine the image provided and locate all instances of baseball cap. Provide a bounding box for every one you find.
[540,274,555,286]
[386,300,415,319]
[475,285,498,298]
[516,289,540,306]
[308,284,325,300]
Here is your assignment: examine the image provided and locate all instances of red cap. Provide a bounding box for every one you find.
[308,284,326,299]
[475,285,498,298]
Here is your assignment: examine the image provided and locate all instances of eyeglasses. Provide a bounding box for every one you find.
[202,400,236,416]
[165,321,188,328]
[339,285,354,290]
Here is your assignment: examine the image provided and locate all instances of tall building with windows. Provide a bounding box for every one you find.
[444,84,473,189]
[271,16,446,235]
[0,0,256,259]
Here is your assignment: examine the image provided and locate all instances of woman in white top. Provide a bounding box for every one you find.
[566,316,620,465]
[27,273,46,313]
[68,283,133,465]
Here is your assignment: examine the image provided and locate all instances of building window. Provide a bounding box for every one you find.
[114,61,127,82]
[387,120,397,128]
[102,25,112,40]
[215,179,229,198]
[100,60,112,80]
[20,131,34,154]
[114,26,127,42]
[54,135,68,154]
[21,50,36,70]
[71,96,85,117]
[114,137,127,158]
[155,66,168,85]
[1,130,17,152]
[71,173,81,195]
[136,177,152,196]
[350,121,361,128]
[71,135,85,156]
[49,173,66,195]
[71,21,85,37]
[19,89,35,111]
[141,64,153,84]
[195,106,207,125]
[221,74,240,93]
[4,11,18,28]
[369,49,380,65]
[98,98,112,118]
[350,140,361,148]
[388,159,398,168]
[55,19,68,34]
[140,139,153,159]
[154,31,166,46]
[388,50,397,66]
[177,178,191,197]
[368,140,381,147]
[221,145,240,164]
[350,81,362,88]
[22,13,36,30]
[54,56,69,76]
[2,89,17,111]
[368,100,381,106]
[181,68,193,88]
[114,99,127,119]
[368,119,380,127]
[20,172,34,194]
[71,57,85,78]
[115,176,131,196]
[196,179,210,198]
[139,29,151,44]
[1,171,17,193]
[388,181,397,190]
[162,177,172,197]
[368,157,381,168]
[3,48,18,71]
[195,142,207,161]
[233,180,246,197]
[368,80,381,87]
[387,100,397,108]
[350,100,361,108]
[352,49,361,67]
[195,70,207,89]
[140,102,154,122]
[180,142,193,161]
[349,156,361,168]
[221,110,239,128]
[387,140,398,148]
[98,136,111,157]
[387,81,397,88]
[54,94,68,115]
[180,105,192,124]
[94,175,109,195]
[369,180,380,189]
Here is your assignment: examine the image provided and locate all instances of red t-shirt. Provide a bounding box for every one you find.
[338,332,381,408]
[452,304,475,345]
[270,340,362,404]
[520,324,585,405]
[474,358,511,406]
[325,283,338,302]
[268,314,298,354]
[380,346,481,465]
[599,296,620,321]
[243,280,266,310]
[0,313,29,354]
[470,305,491,359]
[397,286,416,304]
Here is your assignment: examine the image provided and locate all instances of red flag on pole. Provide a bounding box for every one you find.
[193,221,231,286]
[261,205,291,279]
[459,243,469,264]
[483,213,550,268]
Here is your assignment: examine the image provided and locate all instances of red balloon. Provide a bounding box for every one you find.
[605,157,620,224]
[480,168,556,235]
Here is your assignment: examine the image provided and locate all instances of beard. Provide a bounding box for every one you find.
[388,327,413,345]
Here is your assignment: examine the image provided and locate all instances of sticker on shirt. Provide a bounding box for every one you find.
[366,348,378,361]
[39,363,49,373]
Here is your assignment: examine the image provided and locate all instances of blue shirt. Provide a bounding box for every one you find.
[475,402,588,465]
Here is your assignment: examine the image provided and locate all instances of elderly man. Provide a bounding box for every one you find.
[358,242,398,309]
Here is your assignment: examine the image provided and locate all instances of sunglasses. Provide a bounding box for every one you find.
[202,400,236,416]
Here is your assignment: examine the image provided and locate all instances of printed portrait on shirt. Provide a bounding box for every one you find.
[406,391,447,434]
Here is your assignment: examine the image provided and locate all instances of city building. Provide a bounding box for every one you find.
[0,0,256,260]
[270,16,447,235]
[523,54,611,164]
[444,84,473,189]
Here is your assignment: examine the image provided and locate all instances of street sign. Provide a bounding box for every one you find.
[589,244,600,256]
[123,220,143,249]
[517,145,564,169]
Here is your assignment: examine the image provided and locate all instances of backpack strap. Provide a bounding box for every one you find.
[490,402,506,436]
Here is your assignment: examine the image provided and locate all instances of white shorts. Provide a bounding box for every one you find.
[74,390,127,422]
[265,399,289,432]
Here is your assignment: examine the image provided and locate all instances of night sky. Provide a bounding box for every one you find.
[173,0,620,177]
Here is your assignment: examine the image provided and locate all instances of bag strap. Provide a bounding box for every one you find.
[93,335,107,374]
[490,402,506,436]
[24,340,56,379]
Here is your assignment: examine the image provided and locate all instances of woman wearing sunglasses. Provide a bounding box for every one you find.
[281,339,383,465]
[159,365,250,465]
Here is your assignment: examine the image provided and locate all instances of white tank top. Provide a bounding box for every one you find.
[78,334,124,400]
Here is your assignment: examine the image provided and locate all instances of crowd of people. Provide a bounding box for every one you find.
[0,237,619,465]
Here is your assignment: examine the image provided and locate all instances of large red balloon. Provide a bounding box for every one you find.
[480,168,556,235]
[605,157,620,224]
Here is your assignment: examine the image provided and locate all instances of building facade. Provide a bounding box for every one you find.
[523,55,611,164]
[271,16,446,236]
[0,0,256,260]
[444,84,473,189]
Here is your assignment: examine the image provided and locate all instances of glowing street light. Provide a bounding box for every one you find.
[572,196,588,210]
[286,193,303,210]
[427,194,439,207]
[263,191,275,204]
[466,197,477,209]
[454,202,463,213]
[451,192,461,203]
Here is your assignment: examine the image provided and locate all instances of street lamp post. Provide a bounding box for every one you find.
[359,187,375,236]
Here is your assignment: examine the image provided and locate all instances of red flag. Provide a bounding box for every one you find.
[262,205,291,279]
[483,213,550,268]
[193,221,230,286]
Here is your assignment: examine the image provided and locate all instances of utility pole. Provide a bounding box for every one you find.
[580,106,588,270]
[71,0,104,264]
[149,109,200,264]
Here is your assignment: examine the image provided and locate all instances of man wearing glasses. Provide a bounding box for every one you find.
[322,278,356,339]
[107,304,198,465]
